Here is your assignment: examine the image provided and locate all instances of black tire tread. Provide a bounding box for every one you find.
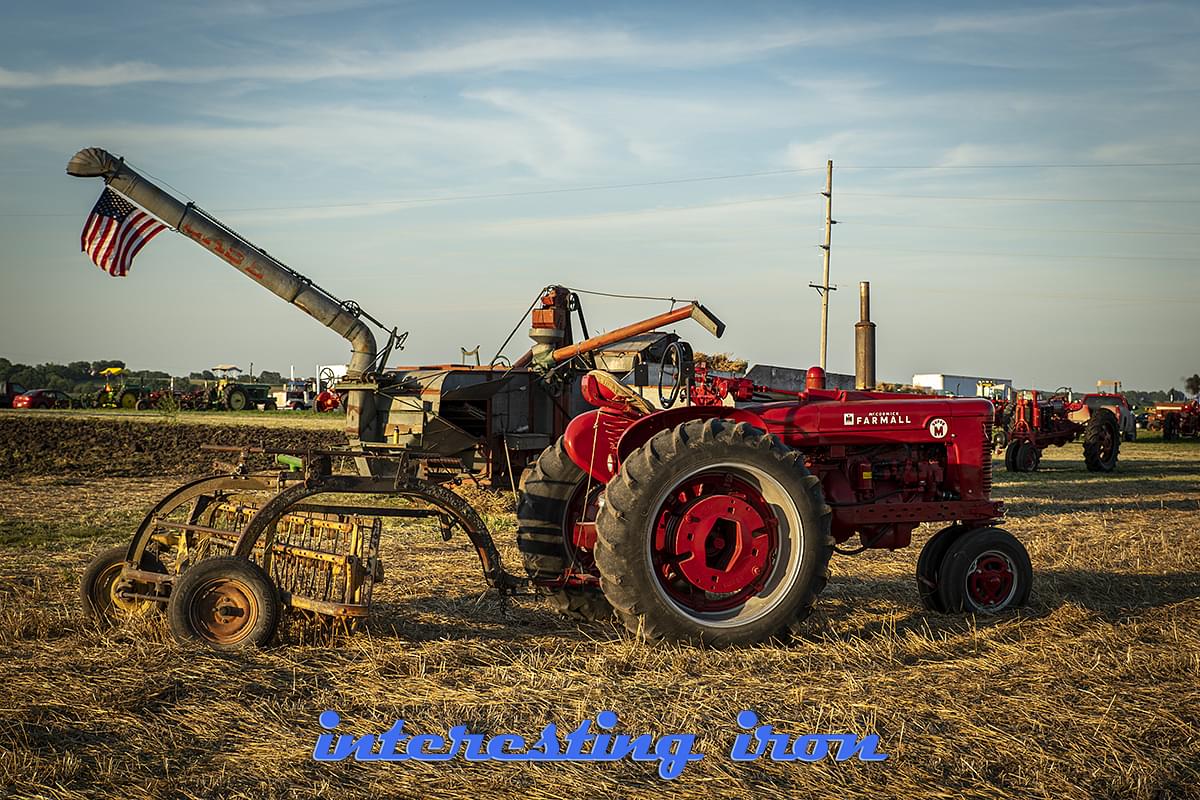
[915,524,966,613]
[594,418,833,646]
[1083,407,1120,472]
[937,527,1033,614]
[515,439,613,621]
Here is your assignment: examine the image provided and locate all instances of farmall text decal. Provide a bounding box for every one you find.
[843,410,913,426]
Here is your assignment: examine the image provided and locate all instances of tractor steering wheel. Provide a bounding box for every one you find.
[658,340,692,409]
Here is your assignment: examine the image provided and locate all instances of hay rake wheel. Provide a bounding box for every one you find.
[80,546,168,624]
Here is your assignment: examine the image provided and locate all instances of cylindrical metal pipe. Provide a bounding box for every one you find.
[546,302,723,366]
[66,148,379,449]
[854,281,876,390]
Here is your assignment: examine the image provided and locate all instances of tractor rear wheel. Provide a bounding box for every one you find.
[916,524,967,613]
[1163,413,1180,441]
[936,527,1032,614]
[80,546,167,625]
[167,556,280,649]
[119,390,138,409]
[1015,441,1039,472]
[1083,408,1119,472]
[594,418,833,646]
[224,386,250,412]
[516,439,613,621]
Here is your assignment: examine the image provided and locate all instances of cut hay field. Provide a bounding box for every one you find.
[0,415,1197,799]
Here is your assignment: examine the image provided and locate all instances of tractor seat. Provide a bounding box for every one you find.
[584,370,656,416]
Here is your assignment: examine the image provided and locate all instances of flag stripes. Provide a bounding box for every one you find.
[80,187,166,277]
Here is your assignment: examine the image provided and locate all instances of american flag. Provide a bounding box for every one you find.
[80,187,166,277]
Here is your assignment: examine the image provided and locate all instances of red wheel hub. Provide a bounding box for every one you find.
[652,472,779,613]
[966,551,1016,609]
[672,495,770,593]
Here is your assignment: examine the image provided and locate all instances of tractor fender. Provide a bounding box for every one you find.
[616,406,768,468]
[562,405,767,484]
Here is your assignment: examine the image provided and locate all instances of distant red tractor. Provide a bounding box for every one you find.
[1151,400,1200,440]
[1001,388,1121,473]
[518,366,1031,646]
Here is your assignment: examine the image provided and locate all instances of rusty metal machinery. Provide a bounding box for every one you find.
[81,446,521,646]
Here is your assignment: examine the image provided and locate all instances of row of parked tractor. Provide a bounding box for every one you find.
[988,389,1198,474]
[0,366,345,413]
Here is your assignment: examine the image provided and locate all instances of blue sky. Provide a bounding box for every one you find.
[1,1,1197,390]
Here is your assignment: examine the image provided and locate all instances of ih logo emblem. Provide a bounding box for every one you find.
[928,418,948,439]
[843,412,855,425]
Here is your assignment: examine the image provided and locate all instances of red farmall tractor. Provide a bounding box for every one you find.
[1150,400,1200,440]
[518,366,1031,646]
[1001,389,1122,473]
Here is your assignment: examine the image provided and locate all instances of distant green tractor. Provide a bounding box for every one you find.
[210,365,276,411]
[94,367,144,409]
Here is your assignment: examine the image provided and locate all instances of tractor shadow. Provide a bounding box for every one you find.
[807,569,1200,645]
[1004,497,1200,516]
[352,593,627,645]
[332,570,1200,648]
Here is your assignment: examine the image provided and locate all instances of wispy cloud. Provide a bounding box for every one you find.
[0,5,1156,90]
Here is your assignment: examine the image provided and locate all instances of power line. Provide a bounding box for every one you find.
[839,191,1200,204]
[836,244,1198,262]
[487,193,809,225]
[837,162,1200,170]
[841,220,1200,237]
[215,168,827,212]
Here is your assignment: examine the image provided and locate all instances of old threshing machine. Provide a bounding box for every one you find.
[72,147,1031,649]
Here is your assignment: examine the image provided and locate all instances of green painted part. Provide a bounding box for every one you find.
[275,454,303,471]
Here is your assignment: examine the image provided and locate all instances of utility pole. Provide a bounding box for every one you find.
[809,160,836,369]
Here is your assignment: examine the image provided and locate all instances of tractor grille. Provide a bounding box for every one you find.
[982,420,993,495]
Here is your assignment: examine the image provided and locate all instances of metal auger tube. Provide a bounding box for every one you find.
[66,147,379,457]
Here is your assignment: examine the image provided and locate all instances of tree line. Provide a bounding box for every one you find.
[0,358,286,393]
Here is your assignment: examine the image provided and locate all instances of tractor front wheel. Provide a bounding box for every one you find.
[915,524,967,612]
[1083,408,1119,472]
[516,439,613,621]
[167,557,280,649]
[936,527,1032,614]
[594,418,833,646]
[1003,440,1019,471]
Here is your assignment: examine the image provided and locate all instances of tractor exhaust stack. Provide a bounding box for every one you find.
[854,281,876,390]
[66,147,379,450]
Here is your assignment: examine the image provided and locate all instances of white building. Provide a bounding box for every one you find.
[912,373,1013,399]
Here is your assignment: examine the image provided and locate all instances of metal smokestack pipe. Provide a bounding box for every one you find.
[854,281,876,390]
